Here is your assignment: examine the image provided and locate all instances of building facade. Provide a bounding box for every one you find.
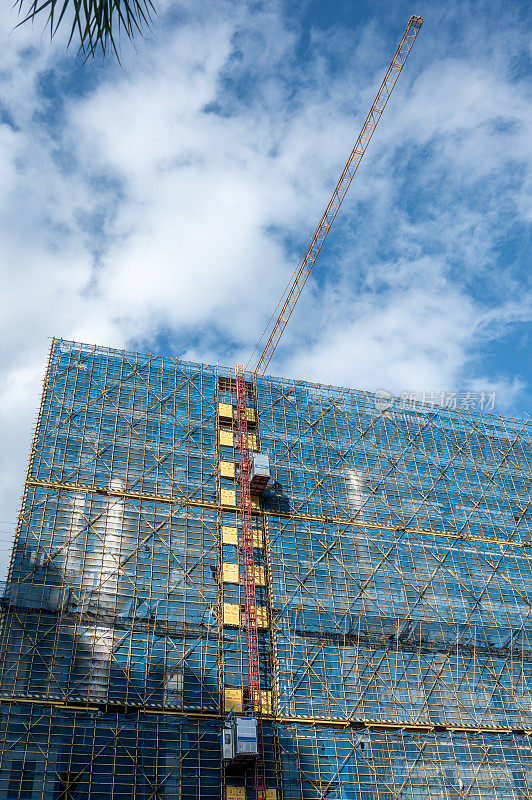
[1,338,532,798]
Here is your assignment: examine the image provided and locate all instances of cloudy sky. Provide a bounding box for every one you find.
[0,0,530,576]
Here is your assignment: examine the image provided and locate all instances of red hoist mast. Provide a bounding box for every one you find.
[235,363,266,800]
[234,16,423,800]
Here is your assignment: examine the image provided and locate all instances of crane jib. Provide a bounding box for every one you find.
[251,15,423,377]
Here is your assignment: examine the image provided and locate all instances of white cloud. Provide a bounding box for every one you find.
[280,255,475,390]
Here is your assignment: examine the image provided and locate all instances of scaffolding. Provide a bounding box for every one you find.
[0,338,531,798]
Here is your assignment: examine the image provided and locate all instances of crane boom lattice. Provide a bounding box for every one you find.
[252,14,423,377]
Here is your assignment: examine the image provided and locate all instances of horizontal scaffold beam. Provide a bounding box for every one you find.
[25,477,532,552]
[3,693,532,737]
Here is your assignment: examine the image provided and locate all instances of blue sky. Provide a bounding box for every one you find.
[0,0,530,575]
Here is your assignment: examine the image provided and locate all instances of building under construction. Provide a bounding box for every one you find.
[1,337,532,798]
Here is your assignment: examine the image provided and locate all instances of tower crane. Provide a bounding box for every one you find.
[230,16,423,800]
[249,14,423,377]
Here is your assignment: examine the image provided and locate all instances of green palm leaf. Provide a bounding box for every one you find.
[16,0,155,58]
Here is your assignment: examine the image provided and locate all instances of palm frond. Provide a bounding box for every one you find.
[16,0,155,59]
